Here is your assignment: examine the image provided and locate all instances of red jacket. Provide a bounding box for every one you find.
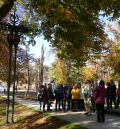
[95,85,105,104]
[116,87,120,96]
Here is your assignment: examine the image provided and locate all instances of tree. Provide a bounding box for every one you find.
[31,0,120,20]
[0,0,16,21]
[50,58,68,84]
[101,22,120,80]
[81,67,96,82]
[0,43,9,81]
[28,1,106,65]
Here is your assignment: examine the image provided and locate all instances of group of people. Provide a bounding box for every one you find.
[106,80,120,110]
[37,83,55,111]
[81,80,120,123]
[37,80,120,123]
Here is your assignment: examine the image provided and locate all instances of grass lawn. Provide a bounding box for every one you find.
[0,97,88,129]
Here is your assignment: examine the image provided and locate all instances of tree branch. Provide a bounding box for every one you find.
[0,0,16,21]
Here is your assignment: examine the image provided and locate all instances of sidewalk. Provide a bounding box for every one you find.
[0,91,120,129]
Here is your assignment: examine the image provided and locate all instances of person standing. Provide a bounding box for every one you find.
[83,86,91,115]
[89,81,96,112]
[37,85,43,110]
[95,80,105,123]
[47,83,55,111]
[116,81,120,109]
[77,83,85,111]
[42,86,49,112]
[109,80,117,109]
[71,85,80,111]
[54,85,62,111]
[105,82,111,110]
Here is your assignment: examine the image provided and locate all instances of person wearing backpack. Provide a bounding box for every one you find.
[83,87,89,101]
[83,86,92,115]
[37,85,43,110]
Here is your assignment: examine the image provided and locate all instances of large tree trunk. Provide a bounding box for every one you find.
[0,0,16,21]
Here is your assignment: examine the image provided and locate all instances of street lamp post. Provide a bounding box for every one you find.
[6,39,13,124]
[0,10,29,124]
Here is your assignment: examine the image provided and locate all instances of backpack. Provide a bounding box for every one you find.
[37,89,43,101]
[83,89,88,97]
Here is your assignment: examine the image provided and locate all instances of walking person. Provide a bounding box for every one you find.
[95,80,105,123]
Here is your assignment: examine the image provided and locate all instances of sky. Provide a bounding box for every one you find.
[29,36,55,67]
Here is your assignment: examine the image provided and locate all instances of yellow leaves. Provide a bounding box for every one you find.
[56,7,65,15]
[81,67,96,81]
[56,7,74,22]
[64,10,74,21]
[0,1,4,7]
[50,59,67,84]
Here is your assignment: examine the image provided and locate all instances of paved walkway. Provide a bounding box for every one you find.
[0,89,120,129]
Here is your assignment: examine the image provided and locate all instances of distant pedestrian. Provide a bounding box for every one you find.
[4,88,6,94]
[95,80,105,123]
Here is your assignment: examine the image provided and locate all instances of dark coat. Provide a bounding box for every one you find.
[42,88,49,103]
[109,84,116,99]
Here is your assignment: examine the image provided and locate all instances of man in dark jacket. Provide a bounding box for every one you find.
[109,80,117,109]
[54,85,62,111]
